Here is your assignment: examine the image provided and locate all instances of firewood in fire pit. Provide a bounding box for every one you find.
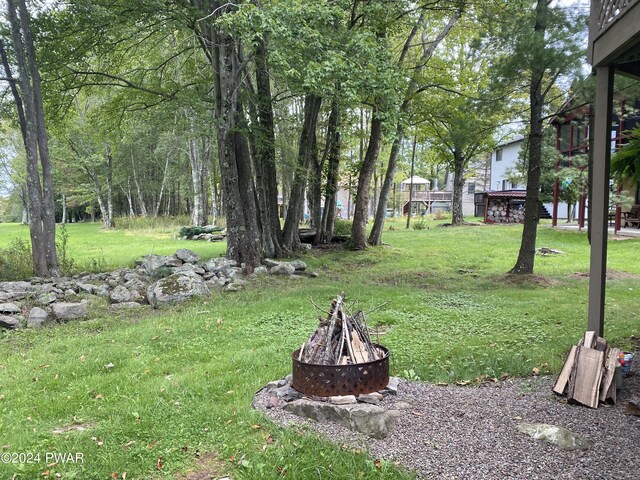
[302,293,381,365]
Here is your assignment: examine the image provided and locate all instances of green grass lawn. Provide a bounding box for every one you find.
[0,219,638,479]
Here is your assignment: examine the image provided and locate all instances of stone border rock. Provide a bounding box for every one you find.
[254,375,402,439]
[0,250,318,330]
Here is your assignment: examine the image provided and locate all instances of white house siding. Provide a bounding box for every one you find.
[490,139,525,191]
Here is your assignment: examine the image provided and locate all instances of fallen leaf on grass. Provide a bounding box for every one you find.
[266,435,274,444]
[374,459,382,469]
[251,424,262,429]
[147,441,158,449]
[156,457,163,470]
[532,367,539,376]
[94,394,104,400]
[121,441,135,449]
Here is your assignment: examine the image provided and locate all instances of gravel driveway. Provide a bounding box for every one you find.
[255,370,639,479]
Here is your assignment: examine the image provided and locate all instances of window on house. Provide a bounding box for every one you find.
[502,180,507,190]
[495,149,503,162]
[467,183,475,194]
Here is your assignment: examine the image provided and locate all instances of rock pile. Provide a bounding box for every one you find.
[254,375,402,439]
[0,249,317,330]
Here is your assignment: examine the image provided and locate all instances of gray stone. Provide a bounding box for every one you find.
[517,423,591,450]
[224,283,243,292]
[202,271,216,280]
[146,271,210,309]
[27,307,49,328]
[0,315,20,329]
[262,258,280,268]
[301,243,312,250]
[38,292,58,305]
[174,264,206,276]
[254,266,268,276]
[95,285,110,298]
[175,249,200,264]
[358,392,383,405]
[203,258,237,273]
[296,271,319,278]
[330,395,357,405]
[284,399,400,439]
[265,378,288,390]
[51,302,89,321]
[394,401,413,410]
[123,277,148,292]
[0,281,31,300]
[76,282,95,294]
[0,303,21,315]
[109,285,133,304]
[289,260,307,271]
[274,385,302,402]
[382,376,400,395]
[270,263,296,275]
[141,254,179,276]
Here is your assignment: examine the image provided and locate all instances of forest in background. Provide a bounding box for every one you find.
[0,0,589,274]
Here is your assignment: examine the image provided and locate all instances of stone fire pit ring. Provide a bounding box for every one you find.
[291,345,389,397]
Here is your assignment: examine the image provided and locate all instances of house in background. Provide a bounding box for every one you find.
[489,138,525,191]
[486,137,569,221]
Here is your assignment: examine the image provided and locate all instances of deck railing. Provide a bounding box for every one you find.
[589,0,639,61]
[402,191,452,202]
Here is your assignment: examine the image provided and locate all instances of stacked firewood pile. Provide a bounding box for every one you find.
[553,331,620,408]
[486,200,524,223]
[299,293,384,365]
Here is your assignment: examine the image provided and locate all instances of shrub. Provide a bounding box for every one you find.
[117,215,192,231]
[56,223,76,276]
[0,238,34,281]
[332,218,352,237]
[412,218,428,230]
[433,209,446,220]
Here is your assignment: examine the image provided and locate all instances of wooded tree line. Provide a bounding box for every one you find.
[0,0,586,276]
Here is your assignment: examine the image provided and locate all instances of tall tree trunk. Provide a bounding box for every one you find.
[370,122,403,245]
[510,0,549,274]
[3,2,51,276]
[154,155,170,217]
[451,149,465,225]
[187,136,205,226]
[105,150,114,228]
[351,110,383,249]
[282,94,322,250]
[317,97,341,244]
[191,0,262,269]
[131,154,148,216]
[17,0,58,274]
[252,37,284,257]
[406,135,417,229]
[61,192,67,223]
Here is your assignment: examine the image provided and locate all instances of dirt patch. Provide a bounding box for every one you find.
[567,270,640,281]
[172,452,228,480]
[52,422,95,434]
[495,273,562,288]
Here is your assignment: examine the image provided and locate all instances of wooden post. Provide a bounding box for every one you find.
[587,65,614,337]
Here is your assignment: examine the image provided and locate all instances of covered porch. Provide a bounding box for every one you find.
[588,0,640,335]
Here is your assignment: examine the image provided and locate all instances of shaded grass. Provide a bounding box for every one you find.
[0,220,639,478]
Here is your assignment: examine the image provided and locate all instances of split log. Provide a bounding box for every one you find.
[567,346,604,408]
[553,345,577,395]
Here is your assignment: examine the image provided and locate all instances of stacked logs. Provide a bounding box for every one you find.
[486,199,524,223]
[299,293,383,365]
